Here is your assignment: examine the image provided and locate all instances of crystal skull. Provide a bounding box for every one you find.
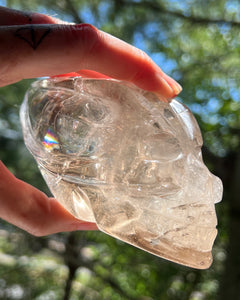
[20,77,222,269]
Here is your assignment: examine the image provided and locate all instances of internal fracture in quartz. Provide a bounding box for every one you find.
[20,77,223,269]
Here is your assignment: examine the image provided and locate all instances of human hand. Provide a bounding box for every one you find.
[0,6,182,236]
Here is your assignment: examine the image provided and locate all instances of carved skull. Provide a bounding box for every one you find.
[20,77,222,269]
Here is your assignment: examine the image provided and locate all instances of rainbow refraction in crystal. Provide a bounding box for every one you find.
[42,129,59,151]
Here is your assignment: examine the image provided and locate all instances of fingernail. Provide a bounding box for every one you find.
[73,221,99,231]
[163,74,182,96]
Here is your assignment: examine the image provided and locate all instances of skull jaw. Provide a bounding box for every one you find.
[97,222,216,270]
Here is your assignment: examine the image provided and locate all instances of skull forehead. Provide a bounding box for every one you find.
[60,82,202,158]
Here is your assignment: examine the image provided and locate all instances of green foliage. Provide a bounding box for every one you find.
[1,0,240,299]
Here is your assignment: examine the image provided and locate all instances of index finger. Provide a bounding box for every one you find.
[0,23,181,98]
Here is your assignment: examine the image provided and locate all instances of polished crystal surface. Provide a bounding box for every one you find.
[20,77,223,269]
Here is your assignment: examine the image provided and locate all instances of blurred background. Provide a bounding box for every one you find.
[0,0,239,299]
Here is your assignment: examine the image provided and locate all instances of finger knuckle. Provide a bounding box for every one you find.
[68,23,100,51]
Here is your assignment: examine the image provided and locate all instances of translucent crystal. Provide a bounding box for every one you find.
[20,77,222,269]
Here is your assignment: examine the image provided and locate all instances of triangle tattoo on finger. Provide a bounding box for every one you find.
[14,25,51,50]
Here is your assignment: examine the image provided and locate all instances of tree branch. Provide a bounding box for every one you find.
[122,0,240,27]
[64,0,83,24]
[92,265,140,300]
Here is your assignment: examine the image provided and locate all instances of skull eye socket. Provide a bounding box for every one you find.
[143,132,182,162]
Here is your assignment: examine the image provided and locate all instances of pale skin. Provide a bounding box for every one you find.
[0,6,182,236]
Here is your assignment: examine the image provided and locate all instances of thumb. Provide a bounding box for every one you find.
[0,161,98,236]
